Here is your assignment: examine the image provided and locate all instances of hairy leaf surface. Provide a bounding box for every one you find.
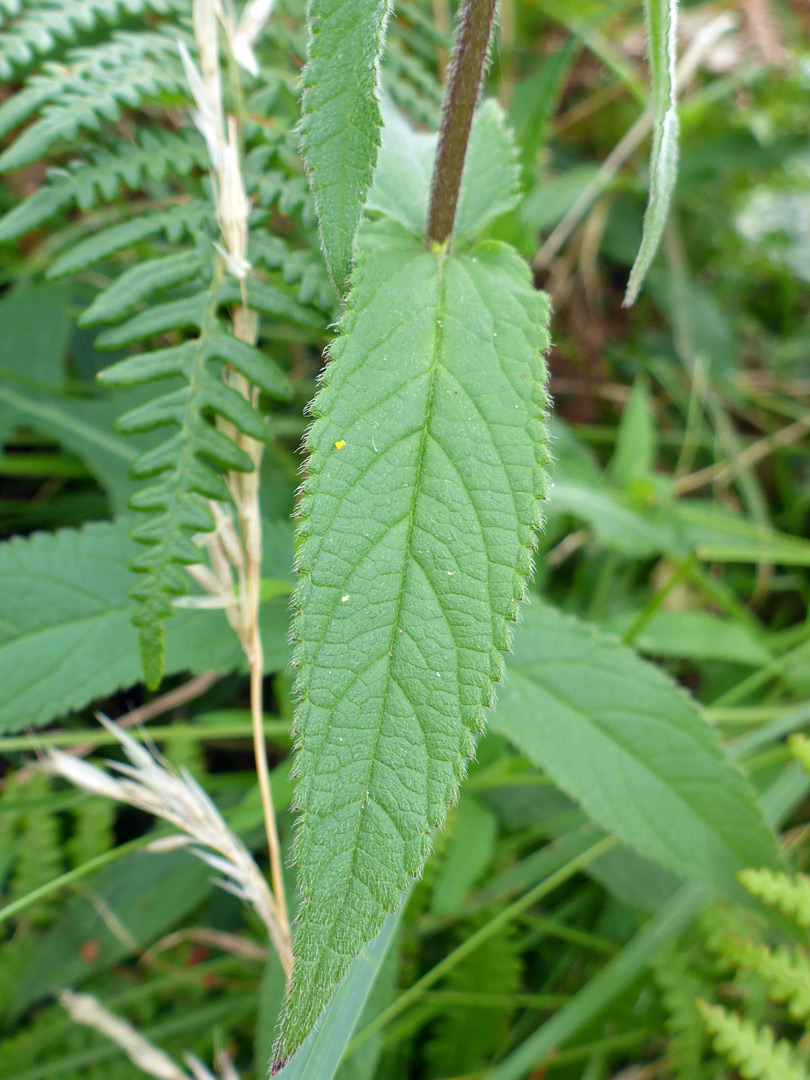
[300,0,392,292]
[491,601,783,892]
[275,219,549,1064]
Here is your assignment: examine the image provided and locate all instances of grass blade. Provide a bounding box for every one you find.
[623,0,679,306]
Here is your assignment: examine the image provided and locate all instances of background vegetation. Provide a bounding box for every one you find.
[0,0,809,1077]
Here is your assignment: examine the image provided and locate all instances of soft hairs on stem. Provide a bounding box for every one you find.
[425,0,498,247]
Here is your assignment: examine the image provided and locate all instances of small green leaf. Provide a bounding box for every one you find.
[300,0,393,292]
[0,282,73,387]
[430,797,498,917]
[493,601,783,893]
[624,0,679,306]
[609,377,656,486]
[274,219,550,1064]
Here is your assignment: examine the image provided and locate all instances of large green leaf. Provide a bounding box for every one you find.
[274,217,549,1064]
[492,601,782,893]
[300,0,393,292]
[0,518,293,732]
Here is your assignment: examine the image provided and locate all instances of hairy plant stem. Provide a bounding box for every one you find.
[426,0,498,246]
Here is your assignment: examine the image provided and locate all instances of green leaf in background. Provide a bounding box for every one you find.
[274,218,549,1064]
[0,282,73,387]
[493,601,782,893]
[546,480,671,556]
[0,380,142,516]
[300,0,393,292]
[624,0,679,305]
[0,518,293,732]
[610,377,656,486]
[487,760,809,1080]
[367,98,520,242]
[430,796,498,917]
[610,609,772,667]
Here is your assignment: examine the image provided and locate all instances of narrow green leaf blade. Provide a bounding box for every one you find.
[275,219,550,1064]
[624,0,679,306]
[494,601,783,892]
[301,0,393,292]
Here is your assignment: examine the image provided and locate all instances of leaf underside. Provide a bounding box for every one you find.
[300,0,393,293]
[274,218,550,1064]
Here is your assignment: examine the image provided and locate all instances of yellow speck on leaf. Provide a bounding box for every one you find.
[334,439,346,449]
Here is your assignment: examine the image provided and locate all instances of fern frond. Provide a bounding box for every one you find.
[0,31,185,173]
[81,248,205,325]
[739,869,810,929]
[425,917,523,1077]
[0,130,208,243]
[95,279,322,348]
[251,232,336,312]
[0,0,183,78]
[698,1001,810,1080]
[5,774,63,925]
[98,263,292,686]
[48,202,211,277]
[69,797,116,867]
[715,935,810,1024]
[652,948,711,1079]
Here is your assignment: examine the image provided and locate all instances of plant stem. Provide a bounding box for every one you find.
[426,0,498,247]
[232,304,292,975]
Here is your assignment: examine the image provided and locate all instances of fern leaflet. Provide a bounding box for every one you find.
[698,1001,810,1080]
[0,131,207,243]
[0,0,183,78]
[0,31,185,172]
[739,869,810,928]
